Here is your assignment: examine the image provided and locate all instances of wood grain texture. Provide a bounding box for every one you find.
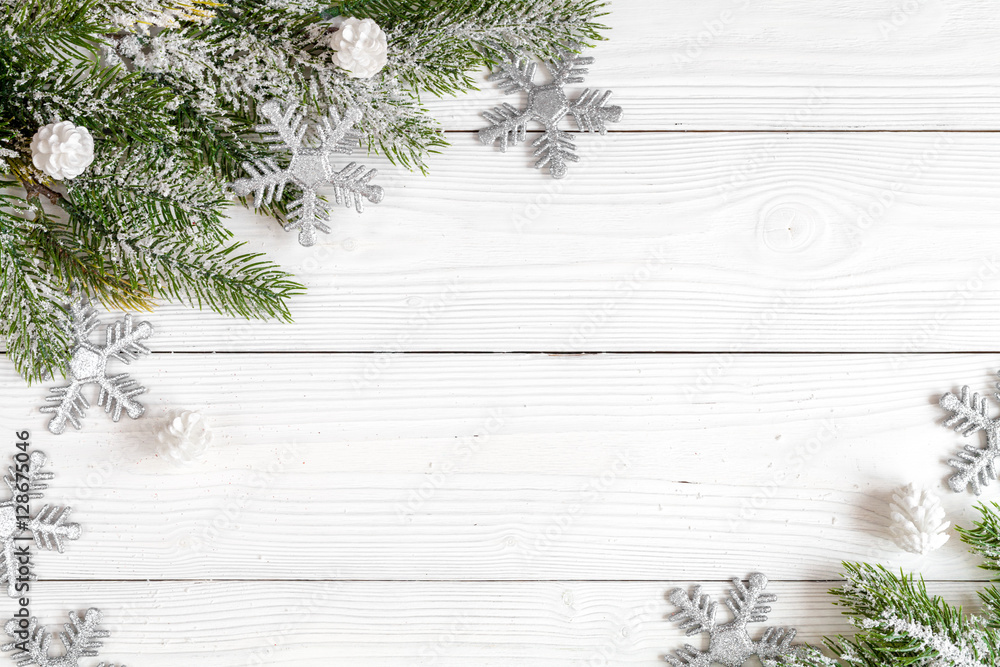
[101,132,1000,353]
[7,2,1000,663]
[425,0,1000,131]
[1,353,992,581]
[5,580,985,665]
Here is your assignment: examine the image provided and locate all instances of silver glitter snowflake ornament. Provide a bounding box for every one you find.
[478,48,622,179]
[0,451,80,598]
[666,573,800,667]
[232,100,384,247]
[2,608,122,667]
[939,374,1000,494]
[40,296,153,434]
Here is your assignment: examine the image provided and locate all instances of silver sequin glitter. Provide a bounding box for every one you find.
[479,48,622,179]
[940,374,1000,494]
[40,296,153,434]
[233,100,384,247]
[666,573,800,667]
[0,451,80,597]
[2,608,120,667]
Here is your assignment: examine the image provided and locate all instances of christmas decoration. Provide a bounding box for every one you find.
[40,296,153,435]
[324,17,389,79]
[796,502,1000,667]
[1,2,607,383]
[29,122,94,181]
[479,48,622,179]
[939,378,1000,495]
[2,608,118,667]
[0,451,80,598]
[665,572,802,666]
[158,410,212,464]
[887,483,950,555]
[232,100,383,247]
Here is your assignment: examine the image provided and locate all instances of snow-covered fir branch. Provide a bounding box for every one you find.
[0,0,607,382]
[791,503,1000,667]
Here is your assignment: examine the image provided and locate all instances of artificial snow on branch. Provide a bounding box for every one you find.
[0,0,609,383]
[792,503,1000,667]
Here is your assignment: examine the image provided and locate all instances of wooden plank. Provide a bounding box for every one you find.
[424,0,1000,131]
[1,580,984,665]
[80,132,1000,353]
[2,352,992,581]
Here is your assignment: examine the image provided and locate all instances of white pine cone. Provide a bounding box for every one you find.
[888,483,950,555]
[323,17,388,79]
[30,121,95,180]
[158,410,212,465]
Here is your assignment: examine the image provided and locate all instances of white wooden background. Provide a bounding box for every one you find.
[4,1,1000,663]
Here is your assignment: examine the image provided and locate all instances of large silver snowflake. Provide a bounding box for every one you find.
[232,100,384,247]
[939,374,1000,494]
[0,451,80,598]
[666,573,799,667]
[478,49,622,179]
[2,608,122,667]
[40,297,153,435]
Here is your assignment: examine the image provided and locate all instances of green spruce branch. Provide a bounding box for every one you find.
[2,0,606,382]
[793,503,1000,667]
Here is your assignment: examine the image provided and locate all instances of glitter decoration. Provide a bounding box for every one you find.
[40,295,154,434]
[478,48,622,179]
[666,573,800,667]
[939,375,1000,494]
[157,410,212,465]
[232,100,384,247]
[2,608,119,667]
[888,483,950,555]
[0,451,80,597]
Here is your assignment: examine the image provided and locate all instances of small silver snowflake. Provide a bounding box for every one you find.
[232,100,384,247]
[939,374,1000,494]
[666,573,799,667]
[2,608,123,667]
[478,48,622,179]
[40,296,153,435]
[0,451,80,598]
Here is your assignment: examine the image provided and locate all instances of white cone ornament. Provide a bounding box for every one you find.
[324,17,388,79]
[30,121,95,180]
[158,410,212,465]
[888,483,950,555]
